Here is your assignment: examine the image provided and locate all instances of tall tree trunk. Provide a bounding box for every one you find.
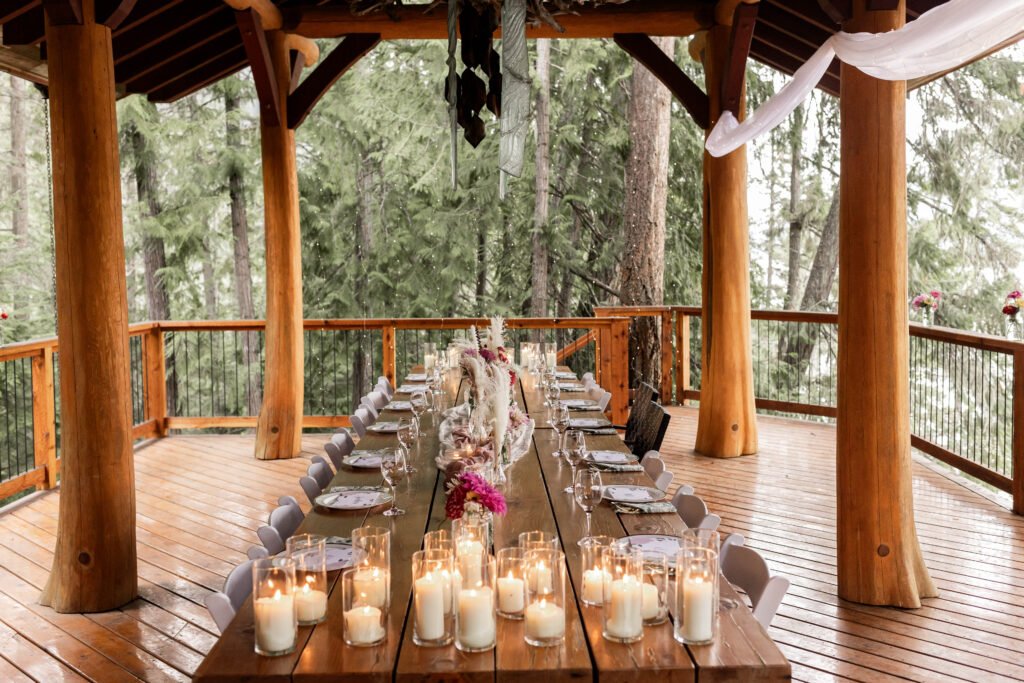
[530,38,551,335]
[557,209,583,317]
[784,105,804,310]
[202,251,218,318]
[619,36,674,388]
[10,75,27,243]
[224,87,261,417]
[476,222,487,307]
[352,149,376,409]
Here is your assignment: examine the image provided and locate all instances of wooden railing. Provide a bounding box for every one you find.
[0,317,628,504]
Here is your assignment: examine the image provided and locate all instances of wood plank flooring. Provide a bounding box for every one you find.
[660,407,1024,683]
[0,411,1021,682]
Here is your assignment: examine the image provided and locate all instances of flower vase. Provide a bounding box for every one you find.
[461,507,493,550]
[1007,318,1019,341]
[920,308,932,327]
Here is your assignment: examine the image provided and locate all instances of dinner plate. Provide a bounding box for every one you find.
[386,400,413,411]
[558,383,586,392]
[324,543,356,571]
[555,371,577,380]
[561,398,597,408]
[405,373,427,382]
[570,417,612,429]
[315,486,393,510]
[342,450,389,469]
[396,384,428,393]
[367,421,400,433]
[624,534,683,565]
[585,450,637,464]
[602,485,666,503]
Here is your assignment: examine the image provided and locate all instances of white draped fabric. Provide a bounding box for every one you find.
[705,0,1024,157]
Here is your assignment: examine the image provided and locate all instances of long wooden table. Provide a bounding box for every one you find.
[194,367,790,682]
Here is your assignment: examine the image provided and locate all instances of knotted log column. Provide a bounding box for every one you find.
[837,0,935,606]
[694,22,757,459]
[255,30,304,460]
[39,0,138,612]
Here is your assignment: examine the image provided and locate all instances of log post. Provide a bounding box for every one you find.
[660,310,673,401]
[693,22,757,458]
[39,0,138,612]
[675,312,690,405]
[145,327,167,438]
[608,319,630,424]
[1014,347,1024,514]
[382,325,396,388]
[31,347,57,489]
[254,30,304,460]
[836,0,936,606]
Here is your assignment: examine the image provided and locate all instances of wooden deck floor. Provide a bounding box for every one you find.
[0,411,1021,681]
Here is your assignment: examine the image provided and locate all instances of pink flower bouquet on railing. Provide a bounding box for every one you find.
[1002,290,1022,339]
[912,290,941,326]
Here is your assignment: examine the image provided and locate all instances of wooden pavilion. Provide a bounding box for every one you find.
[0,0,1019,678]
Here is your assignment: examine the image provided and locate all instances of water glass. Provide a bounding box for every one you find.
[397,417,417,473]
[674,547,719,645]
[252,557,297,656]
[342,568,387,647]
[410,392,428,436]
[563,429,586,493]
[552,403,570,457]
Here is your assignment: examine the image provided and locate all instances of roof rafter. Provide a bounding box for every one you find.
[287,33,379,128]
[613,32,711,130]
[721,2,758,117]
[235,7,281,126]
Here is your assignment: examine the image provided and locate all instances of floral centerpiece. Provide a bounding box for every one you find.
[445,472,507,521]
[1002,290,1022,339]
[912,290,941,326]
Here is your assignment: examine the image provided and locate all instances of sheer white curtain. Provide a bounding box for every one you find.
[705,0,1024,157]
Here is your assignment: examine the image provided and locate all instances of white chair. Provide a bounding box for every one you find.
[204,559,254,633]
[654,469,674,491]
[719,536,790,628]
[671,491,721,531]
[246,546,270,560]
[325,432,355,469]
[360,397,380,420]
[350,407,372,438]
[596,390,612,412]
[367,389,388,411]
[307,460,333,491]
[582,372,594,383]
[257,500,306,554]
[642,451,663,478]
[377,376,395,399]
[300,475,322,506]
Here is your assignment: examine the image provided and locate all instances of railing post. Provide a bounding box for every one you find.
[382,325,397,388]
[31,347,58,489]
[609,319,630,424]
[675,312,690,405]
[1014,348,1024,514]
[660,310,673,402]
[146,327,167,438]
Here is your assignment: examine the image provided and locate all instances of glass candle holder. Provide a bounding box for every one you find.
[682,528,719,554]
[674,547,719,645]
[518,530,558,552]
[286,534,328,625]
[453,517,490,585]
[412,549,454,646]
[423,342,437,373]
[352,525,391,570]
[342,568,387,647]
[601,545,644,643]
[544,342,558,370]
[640,550,669,626]
[523,548,566,647]
[495,547,526,619]
[579,536,615,606]
[424,529,452,552]
[252,557,297,656]
[455,555,497,653]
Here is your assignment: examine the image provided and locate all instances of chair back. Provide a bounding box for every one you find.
[721,543,790,628]
[625,382,659,445]
[643,454,665,479]
[582,372,594,383]
[300,475,323,506]
[360,397,380,420]
[671,491,721,531]
[205,558,255,632]
[596,390,612,411]
[654,469,674,491]
[257,524,285,555]
[377,376,395,398]
[247,546,270,560]
[367,390,388,410]
[307,460,333,491]
[312,454,336,477]
[269,502,305,540]
[350,410,369,438]
[326,432,356,468]
[631,402,670,457]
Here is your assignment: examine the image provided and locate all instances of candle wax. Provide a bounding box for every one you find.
[414,573,446,641]
[525,600,565,641]
[496,574,525,614]
[344,605,386,645]
[352,568,388,609]
[682,576,714,642]
[457,587,495,650]
[254,591,296,654]
[295,584,327,623]
[605,576,643,639]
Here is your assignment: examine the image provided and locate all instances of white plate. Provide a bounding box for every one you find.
[396,384,428,393]
[561,399,597,408]
[325,544,356,571]
[570,418,612,428]
[555,372,577,380]
[405,373,427,382]
[558,383,586,392]
[315,486,393,510]
[602,485,666,503]
[586,450,637,464]
[367,421,400,433]
[386,401,413,411]
[624,534,683,564]
[342,451,387,469]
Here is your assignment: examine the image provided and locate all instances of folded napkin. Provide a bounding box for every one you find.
[589,462,644,473]
[613,501,676,515]
[579,427,618,435]
[323,536,351,545]
[570,418,611,428]
[558,383,585,391]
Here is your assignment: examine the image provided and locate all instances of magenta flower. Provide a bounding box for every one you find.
[479,348,496,363]
[445,472,507,519]
[930,291,941,299]
[1010,290,1022,299]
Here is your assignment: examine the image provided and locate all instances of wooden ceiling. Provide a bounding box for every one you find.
[0,0,961,102]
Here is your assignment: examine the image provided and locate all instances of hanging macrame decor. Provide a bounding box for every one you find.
[498,0,528,199]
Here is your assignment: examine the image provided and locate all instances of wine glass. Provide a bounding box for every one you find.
[430,367,445,410]
[552,403,571,458]
[397,417,416,473]
[574,468,603,543]
[544,380,560,414]
[380,449,406,517]
[562,429,587,493]
[410,392,428,436]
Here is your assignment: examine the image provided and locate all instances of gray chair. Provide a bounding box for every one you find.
[300,475,322,506]
[596,390,612,412]
[246,546,270,561]
[360,397,380,420]
[642,450,663,478]
[257,501,305,555]
[350,407,373,437]
[325,432,355,469]
[367,389,388,411]
[312,454,336,478]
[671,491,721,531]
[719,536,790,628]
[204,559,254,633]
[654,469,674,491]
[377,376,395,399]
[307,460,333,491]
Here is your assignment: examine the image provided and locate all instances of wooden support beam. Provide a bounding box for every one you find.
[235,8,280,127]
[124,31,239,93]
[836,0,935,607]
[31,348,57,489]
[110,0,184,36]
[115,14,235,84]
[254,29,303,460]
[38,0,137,613]
[2,6,44,45]
[613,33,709,129]
[287,33,379,128]
[146,44,246,101]
[1014,347,1024,514]
[0,0,40,24]
[721,3,757,117]
[283,0,714,40]
[816,0,851,23]
[0,44,48,84]
[693,23,757,459]
[95,0,136,29]
[112,3,225,64]
[289,49,302,92]
[42,0,81,25]
[144,328,167,438]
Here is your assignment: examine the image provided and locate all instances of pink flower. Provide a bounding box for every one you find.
[1010,290,1022,299]
[479,348,496,363]
[930,291,941,299]
[445,472,506,519]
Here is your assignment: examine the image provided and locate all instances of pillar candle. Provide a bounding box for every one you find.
[414,572,446,641]
[353,567,388,609]
[605,576,643,639]
[254,590,296,654]
[457,540,484,585]
[682,575,714,642]
[457,587,495,650]
[295,583,327,623]
[524,599,565,640]
[545,351,557,369]
[496,573,525,613]
[582,569,609,605]
[641,583,662,621]
[425,353,436,371]
[527,561,553,595]
[344,605,385,645]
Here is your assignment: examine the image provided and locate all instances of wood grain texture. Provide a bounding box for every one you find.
[30,348,57,489]
[38,0,138,613]
[836,0,935,608]
[254,30,304,461]
[694,23,758,459]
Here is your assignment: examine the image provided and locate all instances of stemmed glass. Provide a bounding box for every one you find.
[551,403,570,458]
[430,367,445,411]
[380,448,407,517]
[397,417,417,474]
[562,429,586,494]
[574,468,602,544]
[410,392,428,437]
[544,379,560,415]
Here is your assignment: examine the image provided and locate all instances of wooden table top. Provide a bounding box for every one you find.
[193,367,790,682]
